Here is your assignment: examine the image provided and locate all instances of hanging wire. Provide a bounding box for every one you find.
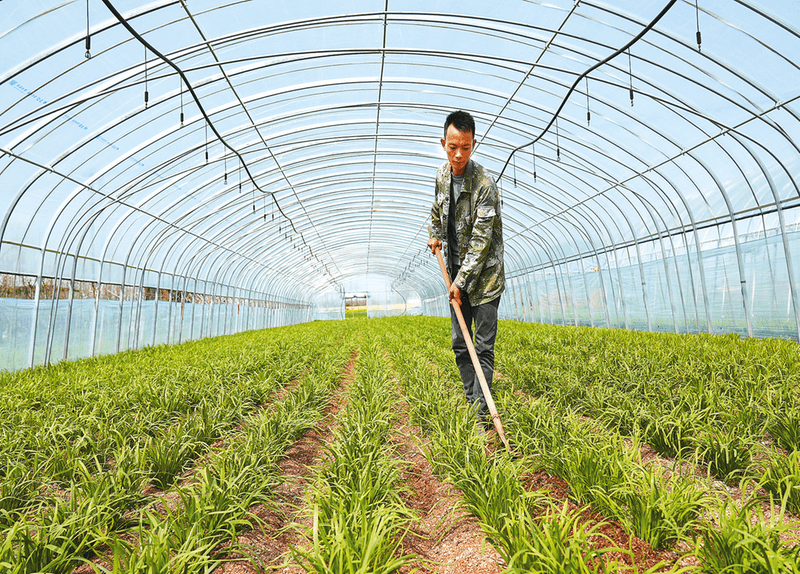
[555,118,561,161]
[84,0,92,58]
[628,48,634,106]
[179,77,184,126]
[585,77,591,125]
[143,46,149,108]
[695,0,702,51]
[204,122,208,164]
[532,144,537,182]
[223,152,227,185]
[513,154,517,187]
[238,161,241,193]
[101,0,299,234]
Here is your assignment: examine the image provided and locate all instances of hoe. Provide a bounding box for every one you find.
[434,246,510,451]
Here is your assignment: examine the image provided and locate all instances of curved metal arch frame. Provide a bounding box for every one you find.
[0,47,776,250]
[488,120,712,330]
[496,105,796,334]
[6,1,784,173]
[10,112,792,354]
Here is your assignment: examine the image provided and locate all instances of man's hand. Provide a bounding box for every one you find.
[448,283,462,306]
[428,237,461,305]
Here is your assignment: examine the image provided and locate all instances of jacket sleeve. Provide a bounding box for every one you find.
[429,172,444,241]
[453,180,498,294]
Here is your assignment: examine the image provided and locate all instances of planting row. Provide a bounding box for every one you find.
[495,322,800,510]
[382,320,663,572]
[380,317,800,573]
[0,322,352,572]
[292,342,416,572]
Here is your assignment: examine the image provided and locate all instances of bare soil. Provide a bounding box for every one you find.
[213,353,359,573]
[497,371,800,571]
[392,405,503,574]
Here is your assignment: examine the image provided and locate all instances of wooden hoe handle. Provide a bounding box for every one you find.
[434,246,510,450]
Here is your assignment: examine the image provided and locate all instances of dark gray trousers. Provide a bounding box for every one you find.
[448,274,500,417]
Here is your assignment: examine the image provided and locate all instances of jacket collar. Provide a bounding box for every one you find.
[445,160,475,192]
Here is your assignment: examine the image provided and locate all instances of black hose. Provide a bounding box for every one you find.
[100,0,299,233]
[496,0,679,183]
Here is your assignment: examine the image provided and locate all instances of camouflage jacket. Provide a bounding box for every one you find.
[430,159,505,305]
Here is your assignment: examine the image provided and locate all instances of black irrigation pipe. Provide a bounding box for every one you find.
[100,0,299,234]
[496,0,679,184]
[101,0,677,221]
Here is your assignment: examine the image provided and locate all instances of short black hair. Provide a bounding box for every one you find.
[444,110,475,139]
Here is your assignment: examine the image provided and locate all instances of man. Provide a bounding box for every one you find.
[427,110,505,424]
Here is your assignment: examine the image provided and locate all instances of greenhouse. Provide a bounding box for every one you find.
[1,1,800,572]
[3,0,800,370]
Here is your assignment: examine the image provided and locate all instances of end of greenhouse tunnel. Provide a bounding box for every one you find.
[2,1,800,371]
[316,274,425,320]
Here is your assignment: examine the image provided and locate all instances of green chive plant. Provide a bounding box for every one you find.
[697,497,800,573]
[694,426,756,484]
[499,389,708,550]
[292,344,415,574]
[769,404,800,453]
[599,466,707,549]
[495,320,800,509]
[379,321,668,572]
[0,322,350,572]
[106,341,349,572]
[0,458,39,526]
[758,449,800,514]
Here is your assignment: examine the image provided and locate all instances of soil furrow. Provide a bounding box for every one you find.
[391,403,503,574]
[213,351,358,573]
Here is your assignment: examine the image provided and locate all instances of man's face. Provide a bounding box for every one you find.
[441,124,475,176]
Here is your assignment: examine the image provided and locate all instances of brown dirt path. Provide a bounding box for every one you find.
[222,348,504,574]
[392,404,503,574]
[72,376,308,574]
[214,353,358,573]
[491,372,694,572]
